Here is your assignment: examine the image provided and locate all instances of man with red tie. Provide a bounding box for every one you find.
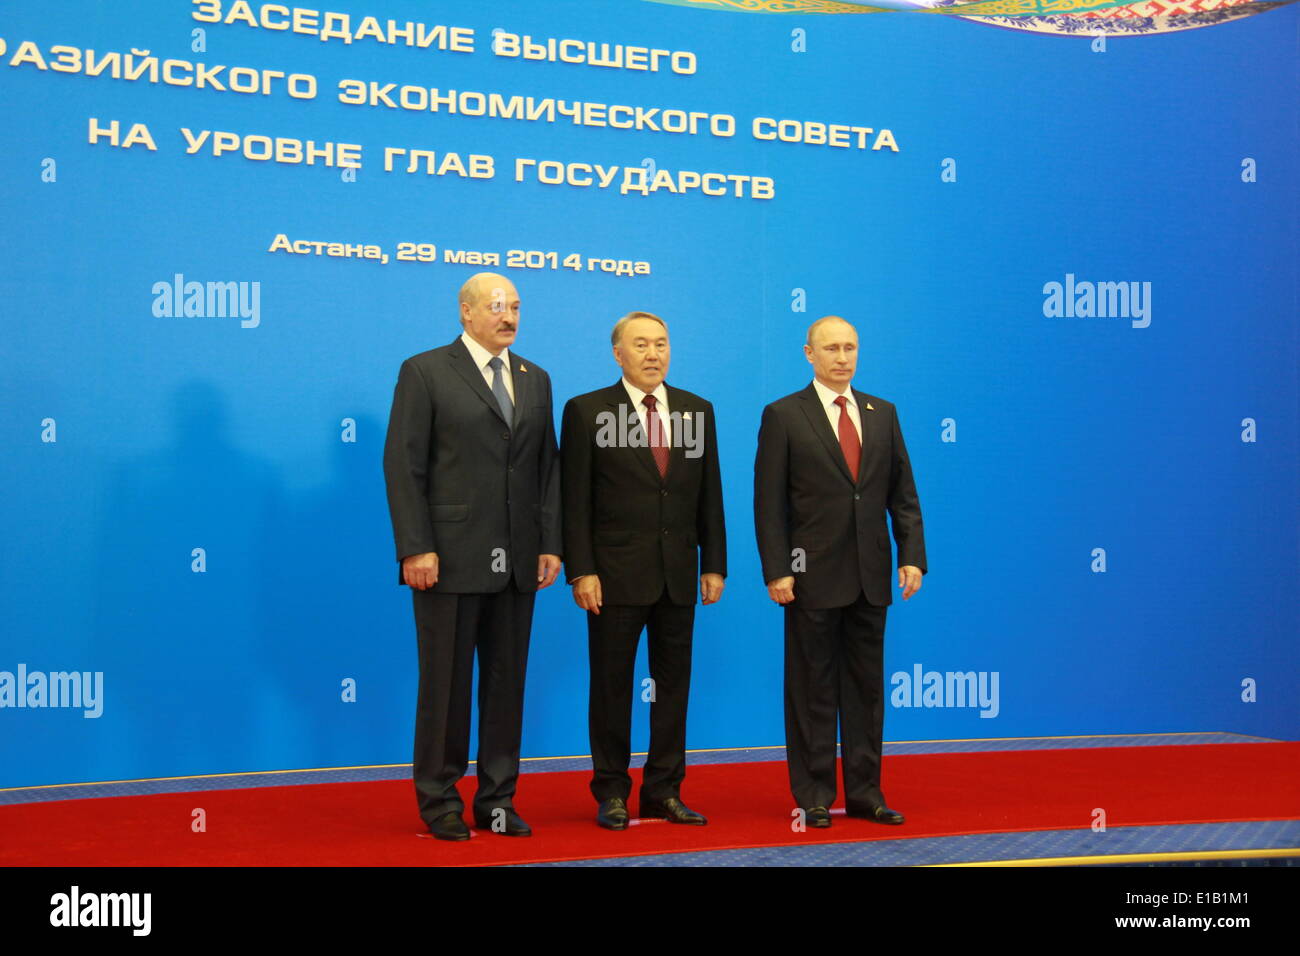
[753,316,926,828]
[561,312,727,830]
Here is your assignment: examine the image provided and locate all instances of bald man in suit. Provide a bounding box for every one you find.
[383,273,562,841]
[754,316,926,828]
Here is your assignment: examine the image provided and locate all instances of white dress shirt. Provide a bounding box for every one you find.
[461,331,514,403]
[812,377,861,442]
[621,378,671,447]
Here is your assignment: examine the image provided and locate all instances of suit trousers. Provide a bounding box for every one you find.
[587,587,696,805]
[784,590,888,810]
[411,583,535,824]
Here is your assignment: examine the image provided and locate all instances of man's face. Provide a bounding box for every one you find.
[461,278,520,354]
[805,320,858,390]
[614,318,670,392]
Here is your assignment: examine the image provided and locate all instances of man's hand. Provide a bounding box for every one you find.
[700,573,725,605]
[572,574,603,615]
[402,552,439,590]
[767,575,795,605]
[898,565,923,600]
[537,554,561,590]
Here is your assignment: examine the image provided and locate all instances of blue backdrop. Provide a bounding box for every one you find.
[1,0,1296,788]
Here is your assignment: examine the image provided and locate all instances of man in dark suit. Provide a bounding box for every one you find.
[561,311,726,830]
[382,272,562,841]
[753,315,926,829]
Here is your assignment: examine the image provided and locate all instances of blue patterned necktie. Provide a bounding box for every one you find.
[488,356,513,429]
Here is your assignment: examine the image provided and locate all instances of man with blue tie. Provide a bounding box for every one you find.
[754,316,926,829]
[383,273,562,841]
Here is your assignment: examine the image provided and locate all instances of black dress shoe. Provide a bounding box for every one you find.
[804,806,832,828]
[640,796,707,825]
[596,797,630,831]
[475,808,532,836]
[847,803,905,825]
[427,811,471,841]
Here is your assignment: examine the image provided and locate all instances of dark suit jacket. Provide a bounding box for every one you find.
[382,337,562,593]
[754,383,925,609]
[561,382,726,607]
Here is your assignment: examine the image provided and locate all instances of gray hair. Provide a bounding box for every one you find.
[611,311,668,347]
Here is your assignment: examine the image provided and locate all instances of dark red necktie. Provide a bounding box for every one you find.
[835,396,860,482]
[643,394,669,479]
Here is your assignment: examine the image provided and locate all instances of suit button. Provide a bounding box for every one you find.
[508,466,514,472]
[661,490,668,497]
[662,529,669,536]
[502,433,510,440]
[854,494,860,500]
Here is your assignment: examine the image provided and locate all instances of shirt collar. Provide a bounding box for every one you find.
[622,378,668,409]
[812,377,854,409]
[461,331,509,372]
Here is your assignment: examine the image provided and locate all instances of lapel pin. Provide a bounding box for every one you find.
[519,363,528,372]
[865,402,874,411]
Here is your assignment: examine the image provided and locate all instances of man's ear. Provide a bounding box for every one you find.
[803,345,814,364]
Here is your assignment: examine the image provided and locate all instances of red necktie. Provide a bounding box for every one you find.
[835,395,860,482]
[643,394,669,479]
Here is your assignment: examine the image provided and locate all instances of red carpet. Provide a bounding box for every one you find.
[2,743,1296,866]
